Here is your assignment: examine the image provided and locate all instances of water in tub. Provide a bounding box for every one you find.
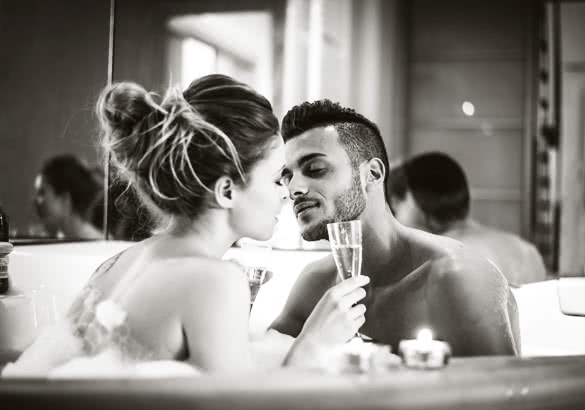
[1,242,297,378]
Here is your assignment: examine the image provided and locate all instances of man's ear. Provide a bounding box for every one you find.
[214,176,236,209]
[365,158,386,188]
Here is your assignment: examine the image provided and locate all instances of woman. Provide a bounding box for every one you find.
[4,74,368,376]
[33,154,103,240]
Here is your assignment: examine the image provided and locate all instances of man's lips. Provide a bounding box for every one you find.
[294,202,318,216]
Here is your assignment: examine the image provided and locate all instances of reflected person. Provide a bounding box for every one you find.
[33,154,103,239]
[270,100,519,356]
[388,151,547,286]
[4,75,369,376]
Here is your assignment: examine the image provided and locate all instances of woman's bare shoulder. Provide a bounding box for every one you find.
[150,257,248,296]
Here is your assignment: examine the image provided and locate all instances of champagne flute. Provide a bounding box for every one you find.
[239,240,273,310]
[327,220,364,340]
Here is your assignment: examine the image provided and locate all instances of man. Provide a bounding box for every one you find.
[271,100,519,356]
[388,151,547,286]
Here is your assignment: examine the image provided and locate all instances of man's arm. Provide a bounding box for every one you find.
[426,253,519,356]
[270,256,336,337]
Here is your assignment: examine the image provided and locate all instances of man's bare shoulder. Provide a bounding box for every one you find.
[423,247,518,355]
[288,253,338,298]
[426,246,507,288]
[301,253,337,279]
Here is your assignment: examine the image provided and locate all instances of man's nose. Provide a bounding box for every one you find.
[287,175,308,200]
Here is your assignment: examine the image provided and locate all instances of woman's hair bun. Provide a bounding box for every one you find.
[97,82,156,133]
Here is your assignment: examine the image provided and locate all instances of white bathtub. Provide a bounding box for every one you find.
[1,240,584,357]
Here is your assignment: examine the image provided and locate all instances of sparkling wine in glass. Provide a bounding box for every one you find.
[330,243,362,280]
[246,266,269,307]
[327,220,363,280]
[327,220,364,340]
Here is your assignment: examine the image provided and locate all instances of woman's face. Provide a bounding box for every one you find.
[231,137,288,241]
[33,174,67,235]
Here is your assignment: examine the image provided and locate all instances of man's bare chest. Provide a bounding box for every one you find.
[360,281,429,347]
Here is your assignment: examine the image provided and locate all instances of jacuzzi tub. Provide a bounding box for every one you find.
[1,241,585,410]
[1,240,584,357]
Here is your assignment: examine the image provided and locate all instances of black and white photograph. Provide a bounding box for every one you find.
[1,0,584,408]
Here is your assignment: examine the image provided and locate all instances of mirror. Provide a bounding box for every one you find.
[0,1,112,242]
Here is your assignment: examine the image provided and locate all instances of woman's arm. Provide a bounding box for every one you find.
[180,260,256,373]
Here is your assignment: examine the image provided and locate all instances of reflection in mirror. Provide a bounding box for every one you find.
[0,1,111,243]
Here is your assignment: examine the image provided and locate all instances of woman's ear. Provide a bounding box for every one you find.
[214,176,236,209]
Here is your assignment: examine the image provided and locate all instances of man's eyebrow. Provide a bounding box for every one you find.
[282,153,327,177]
[297,153,326,167]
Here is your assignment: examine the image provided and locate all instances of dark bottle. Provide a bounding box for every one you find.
[0,205,8,242]
[0,205,10,294]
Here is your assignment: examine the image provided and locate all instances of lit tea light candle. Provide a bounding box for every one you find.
[398,328,451,369]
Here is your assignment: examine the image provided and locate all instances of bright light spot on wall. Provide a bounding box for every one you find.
[181,38,217,90]
[462,101,475,116]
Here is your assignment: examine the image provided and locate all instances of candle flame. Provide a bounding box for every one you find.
[417,328,433,343]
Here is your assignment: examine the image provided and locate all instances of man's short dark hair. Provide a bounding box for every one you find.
[400,152,470,224]
[281,99,389,199]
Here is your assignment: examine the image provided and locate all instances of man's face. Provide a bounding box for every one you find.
[282,126,366,241]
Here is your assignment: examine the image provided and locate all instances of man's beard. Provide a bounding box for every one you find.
[301,171,366,241]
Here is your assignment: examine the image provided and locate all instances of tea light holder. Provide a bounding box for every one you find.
[329,338,374,373]
[325,338,400,374]
[398,328,451,369]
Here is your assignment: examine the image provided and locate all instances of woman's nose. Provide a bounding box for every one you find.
[278,185,289,202]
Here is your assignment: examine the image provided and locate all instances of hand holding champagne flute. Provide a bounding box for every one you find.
[327,220,364,339]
